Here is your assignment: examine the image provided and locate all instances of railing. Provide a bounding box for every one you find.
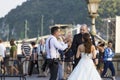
[102,77,113,80]
[0,59,26,80]
[0,74,26,80]
[0,57,119,80]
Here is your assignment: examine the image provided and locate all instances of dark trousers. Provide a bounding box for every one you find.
[101,61,115,77]
[29,60,39,75]
[47,59,59,80]
[73,58,80,69]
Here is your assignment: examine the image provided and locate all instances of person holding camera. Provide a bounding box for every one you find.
[45,27,68,80]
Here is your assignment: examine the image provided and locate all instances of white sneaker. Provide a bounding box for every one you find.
[112,76,116,80]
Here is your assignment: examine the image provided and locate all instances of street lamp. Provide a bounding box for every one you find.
[86,0,101,35]
[107,19,111,42]
[41,15,44,36]
[25,20,28,39]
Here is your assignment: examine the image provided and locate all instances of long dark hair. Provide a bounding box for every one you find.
[83,33,92,54]
[10,39,15,46]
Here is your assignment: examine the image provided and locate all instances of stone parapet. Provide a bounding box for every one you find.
[113,54,120,76]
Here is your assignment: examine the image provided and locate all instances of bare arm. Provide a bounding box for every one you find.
[92,45,96,59]
[53,37,68,50]
[13,49,17,59]
[76,45,81,58]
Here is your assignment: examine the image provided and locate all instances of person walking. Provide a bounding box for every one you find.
[29,42,39,76]
[37,39,46,77]
[21,40,31,75]
[0,39,6,62]
[101,41,116,80]
[45,26,68,80]
[0,39,7,74]
[9,39,19,75]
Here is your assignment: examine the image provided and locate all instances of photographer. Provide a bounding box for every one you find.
[45,27,68,80]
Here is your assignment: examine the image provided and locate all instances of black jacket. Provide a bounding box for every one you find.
[71,33,96,56]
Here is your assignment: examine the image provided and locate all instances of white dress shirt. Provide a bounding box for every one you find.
[46,35,68,59]
[0,43,6,58]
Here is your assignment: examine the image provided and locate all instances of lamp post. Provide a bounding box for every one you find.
[86,0,101,36]
[25,20,28,39]
[107,19,111,42]
[41,15,44,36]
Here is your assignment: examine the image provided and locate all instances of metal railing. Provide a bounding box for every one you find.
[0,57,119,80]
[0,59,26,80]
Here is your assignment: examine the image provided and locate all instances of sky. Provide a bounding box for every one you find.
[0,0,27,18]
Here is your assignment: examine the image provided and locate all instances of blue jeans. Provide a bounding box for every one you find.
[58,62,64,80]
[101,61,115,77]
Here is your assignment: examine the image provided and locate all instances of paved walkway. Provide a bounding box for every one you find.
[2,75,120,80]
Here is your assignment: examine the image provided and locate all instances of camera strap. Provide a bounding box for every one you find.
[48,37,53,58]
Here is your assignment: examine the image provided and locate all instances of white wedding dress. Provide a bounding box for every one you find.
[67,53,102,80]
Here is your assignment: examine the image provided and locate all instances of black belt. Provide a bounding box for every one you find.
[47,58,59,60]
[46,58,59,64]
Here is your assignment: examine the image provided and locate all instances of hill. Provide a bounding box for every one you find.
[0,0,120,41]
[0,0,89,40]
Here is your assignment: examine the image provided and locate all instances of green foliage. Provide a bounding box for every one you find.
[0,0,90,40]
[96,0,120,40]
[0,0,120,41]
[98,0,120,18]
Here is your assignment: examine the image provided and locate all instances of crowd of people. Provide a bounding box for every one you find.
[0,24,116,80]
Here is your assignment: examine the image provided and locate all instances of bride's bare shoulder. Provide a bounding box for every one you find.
[91,45,95,50]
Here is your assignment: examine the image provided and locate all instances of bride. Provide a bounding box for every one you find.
[67,33,102,80]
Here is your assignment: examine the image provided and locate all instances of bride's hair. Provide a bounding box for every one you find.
[83,33,92,54]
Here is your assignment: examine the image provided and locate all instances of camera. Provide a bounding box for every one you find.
[53,58,59,64]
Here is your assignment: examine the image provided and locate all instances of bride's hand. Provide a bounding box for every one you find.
[94,58,98,65]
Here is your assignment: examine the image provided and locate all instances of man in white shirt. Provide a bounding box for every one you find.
[0,39,6,62]
[46,26,68,80]
[0,39,6,74]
